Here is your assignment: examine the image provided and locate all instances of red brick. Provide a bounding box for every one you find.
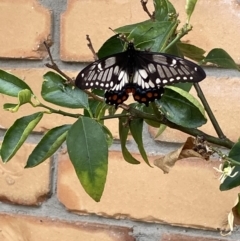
[161,233,231,241]
[57,150,239,231]
[61,0,240,63]
[0,143,51,205]
[0,0,51,59]
[0,213,134,241]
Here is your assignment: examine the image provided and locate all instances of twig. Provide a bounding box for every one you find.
[43,41,74,84]
[140,0,155,20]
[127,106,234,149]
[162,23,191,53]
[194,83,227,140]
[86,35,98,60]
[43,41,105,103]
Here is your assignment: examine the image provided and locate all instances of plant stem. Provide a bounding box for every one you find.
[162,23,192,53]
[127,106,234,149]
[194,83,226,139]
[37,103,81,118]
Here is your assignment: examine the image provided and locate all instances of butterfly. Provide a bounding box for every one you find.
[75,42,206,107]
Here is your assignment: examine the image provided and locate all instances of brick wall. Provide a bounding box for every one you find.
[0,0,240,240]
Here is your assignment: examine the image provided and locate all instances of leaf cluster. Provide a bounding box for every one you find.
[0,0,239,202]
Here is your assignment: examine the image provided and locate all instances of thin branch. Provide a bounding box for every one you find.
[140,0,155,20]
[127,106,234,149]
[44,41,104,103]
[100,113,130,120]
[162,23,192,53]
[37,103,82,118]
[86,35,98,60]
[194,83,227,139]
[43,41,74,84]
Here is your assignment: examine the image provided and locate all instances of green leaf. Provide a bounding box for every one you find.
[155,124,167,138]
[115,20,151,35]
[157,86,206,128]
[42,71,89,109]
[129,118,151,166]
[66,117,108,202]
[25,125,71,168]
[3,103,18,111]
[185,0,198,22]
[154,0,176,21]
[119,113,140,165]
[1,112,44,162]
[98,35,124,58]
[101,125,113,148]
[128,21,178,52]
[143,105,161,128]
[4,89,33,112]
[177,42,205,62]
[0,69,33,97]
[220,141,240,191]
[201,48,239,70]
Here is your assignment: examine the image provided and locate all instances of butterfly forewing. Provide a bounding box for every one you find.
[75,42,206,107]
[75,52,129,90]
[134,50,206,88]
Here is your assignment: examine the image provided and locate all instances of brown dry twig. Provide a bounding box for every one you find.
[43,41,74,84]
[86,35,98,60]
[140,0,155,20]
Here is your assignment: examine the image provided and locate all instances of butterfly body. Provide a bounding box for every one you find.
[75,42,206,107]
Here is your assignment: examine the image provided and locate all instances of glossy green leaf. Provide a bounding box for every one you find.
[129,118,151,166]
[3,103,18,111]
[185,0,198,22]
[157,86,206,128]
[4,89,33,112]
[25,125,71,168]
[115,20,151,35]
[1,112,44,162]
[119,114,140,165]
[66,117,108,202]
[42,71,89,109]
[0,69,33,97]
[129,21,177,52]
[155,124,167,138]
[220,141,240,191]
[154,0,176,21]
[143,105,161,128]
[177,42,205,62]
[98,35,124,58]
[202,49,239,70]
[101,125,113,148]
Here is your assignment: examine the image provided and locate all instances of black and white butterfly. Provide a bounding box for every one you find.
[75,42,206,107]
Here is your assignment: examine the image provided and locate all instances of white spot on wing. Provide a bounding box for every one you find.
[162,79,168,84]
[97,63,103,71]
[139,69,148,79]
[118,70,125,81]
[148,63,156,73]
[114,65,119,74]
[148,80,155,88]
[156,78,161,84]
[170,59,177,66]
[104,57,116,68]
